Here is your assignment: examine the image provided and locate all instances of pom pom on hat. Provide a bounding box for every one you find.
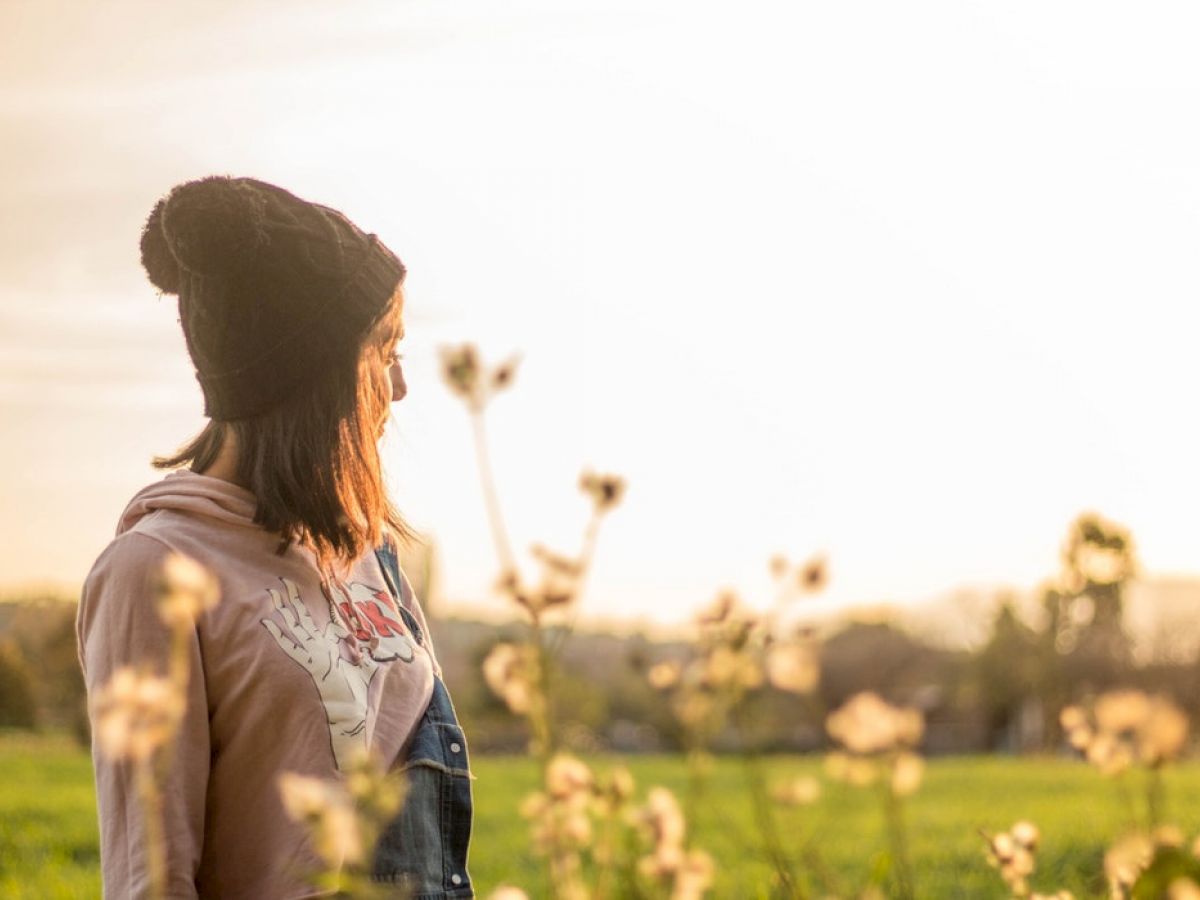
[139,197,182,294]
[140,176,270,294]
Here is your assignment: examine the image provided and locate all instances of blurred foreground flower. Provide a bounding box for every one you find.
[279,772,364,866]
[156,552,219,629]
[765,631,820,694]
[439,344,521,412]
[632,786,712,898]
[983,820,1042,897]
[1060,691,1189,776]
[482,642,539,715]
[579,471,626,515]
[278,751,404,889]
[772,775,821,807]
[1105,832,1155,897]
[93,667,185,762]
[827,692,923,757]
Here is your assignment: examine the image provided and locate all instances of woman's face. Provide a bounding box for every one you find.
[369,286,407,405]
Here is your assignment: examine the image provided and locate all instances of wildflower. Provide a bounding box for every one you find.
[1012,820,1040,851]
[343,749,405,820]
[1104,833,1154,895]
[824,751,877,787]
[1095,690,1152,735]
[635,786,687,868]
[278,772,363,865]
[546,754,593,801]
[648,661,682,690]
[519,791,550,820]
[1140,697,1190,764]
[579,471,626,514]
[93,667,186,762]
[772,775,821,806]
[1062,691,1189,774]
[672,692,715,730]
[797,555,828,593]
[482,643,537,714]
[1155,824,1186,848]
[765,637,819,694]
[891,753,924,797]
[490,355,521,392]
[157,553,219,629]
[672,849,715,900]
[439,344,483,408]
[702,645,763,691]
[696,590,737,625]
[1169,879,1200,900]
[826,692,924,755]
[984,821,1040,897]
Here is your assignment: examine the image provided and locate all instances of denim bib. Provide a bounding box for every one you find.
[372,541,475,898]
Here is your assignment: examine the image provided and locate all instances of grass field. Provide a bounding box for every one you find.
[2,731,1198,898]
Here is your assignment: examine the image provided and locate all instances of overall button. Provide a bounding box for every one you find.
[450,742,462,753]
[451,874,462,885]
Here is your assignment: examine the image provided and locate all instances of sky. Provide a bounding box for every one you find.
[2,0,1200,628]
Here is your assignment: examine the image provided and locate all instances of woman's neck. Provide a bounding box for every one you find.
[196,428,243,486]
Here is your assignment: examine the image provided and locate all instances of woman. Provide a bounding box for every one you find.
[76,176,473,898]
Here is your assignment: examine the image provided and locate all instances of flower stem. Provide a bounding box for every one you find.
[881,780,915,900]
[136,757,168,900]
[469,411,516,571]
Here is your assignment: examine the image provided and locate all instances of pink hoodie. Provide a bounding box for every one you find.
[77,470,437,899]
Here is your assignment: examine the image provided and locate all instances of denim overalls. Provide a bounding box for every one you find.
[371,541,474,899]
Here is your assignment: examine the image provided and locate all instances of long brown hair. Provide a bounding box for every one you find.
[155,291,414,572]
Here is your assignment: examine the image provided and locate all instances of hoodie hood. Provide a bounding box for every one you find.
[116,470,259,536]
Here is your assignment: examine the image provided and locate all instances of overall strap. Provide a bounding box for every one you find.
[374,538,426,647]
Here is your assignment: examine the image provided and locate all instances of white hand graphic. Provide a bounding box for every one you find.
[260,577,379,770]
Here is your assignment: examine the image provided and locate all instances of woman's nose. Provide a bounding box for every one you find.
[389,362,407,402]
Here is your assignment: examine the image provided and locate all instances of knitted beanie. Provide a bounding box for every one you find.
[139,176,405,421]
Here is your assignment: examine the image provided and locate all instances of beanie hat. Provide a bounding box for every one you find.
[139,176,405,421]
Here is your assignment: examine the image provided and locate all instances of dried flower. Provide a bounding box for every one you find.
[648,661,682,690]
[1061,691,1189,774]
[1169,879,1200,900]
[765,638,819,694]
[157,553,219,629]
[546,754,593,800]
[490,355,521,393]
[482,643,538,714]
[797,555,828,593]
[672,849,715,900]
[1012,820,1040,851]
[826,692,924,755]
[579,471,626,514]
[772,775,821,806]
[985,821,1043,897]
[891,753,924,797]
[278,772,363,865]
[439,344,484,408]
[93,667,186,762]
[702,645,763,691]
[1105,833,1154,894]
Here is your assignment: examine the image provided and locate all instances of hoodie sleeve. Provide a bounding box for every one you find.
[76,532,210,900]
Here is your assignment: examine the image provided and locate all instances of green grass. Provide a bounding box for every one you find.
[3,731,1198,898]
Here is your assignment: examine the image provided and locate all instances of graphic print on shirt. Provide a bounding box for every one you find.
[260,577,415,770]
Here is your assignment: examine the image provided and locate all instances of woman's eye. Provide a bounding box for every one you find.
[386,351,404,365]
